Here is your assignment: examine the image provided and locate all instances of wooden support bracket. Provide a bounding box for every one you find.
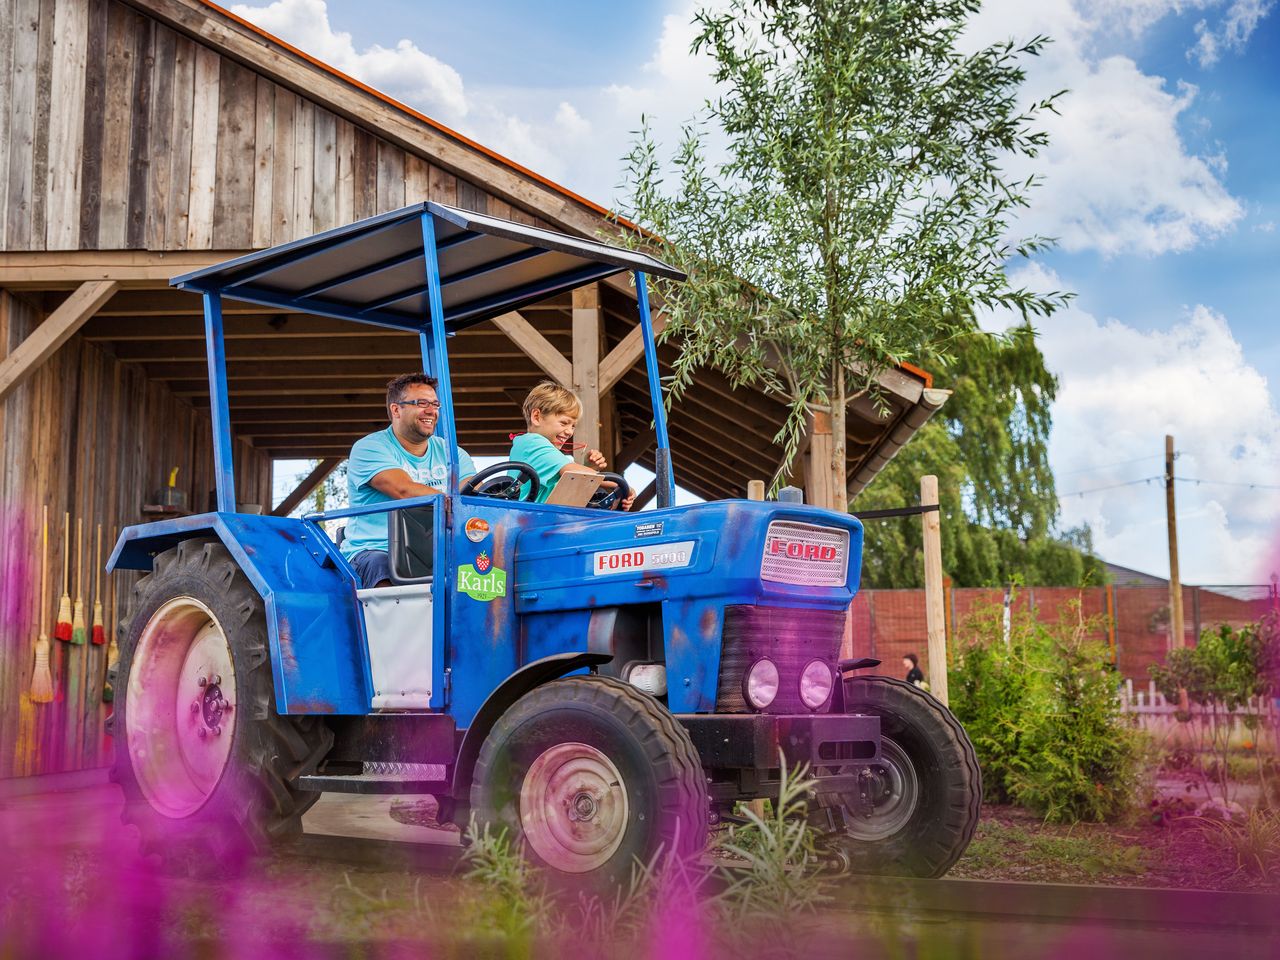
[271,457,344,517]
[0,280,120,402]
[490,310,571,387]
[599,311,668,394]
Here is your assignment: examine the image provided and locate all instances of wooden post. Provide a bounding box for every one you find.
[921,475,948,705]
[572,284,601,456]
[805,410,835,511]
[0,280,119,401]
[1165,435,1184,649]
[1105,582,1117,664]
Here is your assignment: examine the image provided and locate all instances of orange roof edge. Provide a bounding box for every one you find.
[197,0,935,395]
[198,0,639,232]
[897,360,934,389]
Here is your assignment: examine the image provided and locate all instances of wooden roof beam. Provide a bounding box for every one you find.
[490,310,572,387]
[0,250,244,288]
[0,280,120,402]
[270,457,342,516]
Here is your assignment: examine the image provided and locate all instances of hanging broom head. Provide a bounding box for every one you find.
[31,636,54,703]
[92,523,106,644]
[55,513,72,641]
[31,505,54,703]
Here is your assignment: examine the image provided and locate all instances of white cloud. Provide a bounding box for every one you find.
[231,0,468,119]
[1189,0,1273,66]
[998,263,1280,583]
[966,0,1251,257]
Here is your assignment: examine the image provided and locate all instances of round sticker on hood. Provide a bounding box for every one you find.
[465,517,491,543]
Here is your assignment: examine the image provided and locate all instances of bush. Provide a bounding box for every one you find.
[950,595,1141,822]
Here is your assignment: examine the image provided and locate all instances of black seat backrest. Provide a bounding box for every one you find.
[387,505,434,584]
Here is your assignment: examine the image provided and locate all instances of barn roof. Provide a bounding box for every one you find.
[2,0,947,504]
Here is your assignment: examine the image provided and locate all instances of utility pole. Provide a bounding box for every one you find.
[921,475,948,705]
[1165,435,1184,649]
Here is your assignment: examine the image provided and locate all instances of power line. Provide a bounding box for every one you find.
[1176,476,1280,491]
[1054,454,1167,478]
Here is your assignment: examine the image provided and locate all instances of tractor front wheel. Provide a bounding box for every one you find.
[470,675,708,888]
[817,676,981,878]
[110,539,332,870]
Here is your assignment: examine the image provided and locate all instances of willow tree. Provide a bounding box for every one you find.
[620,0,1069,507]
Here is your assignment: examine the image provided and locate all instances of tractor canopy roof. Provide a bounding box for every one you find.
[170,202,685,333]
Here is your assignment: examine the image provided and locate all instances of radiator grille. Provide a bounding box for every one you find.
[760,521,849,587]
[716,605,845,713]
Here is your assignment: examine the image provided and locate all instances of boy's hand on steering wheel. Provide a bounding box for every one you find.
[586,449,607,470]
[619,491,636,511]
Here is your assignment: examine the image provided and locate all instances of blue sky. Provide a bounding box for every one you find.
[247,0,1280,584]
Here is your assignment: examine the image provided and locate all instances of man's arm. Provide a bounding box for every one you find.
[368,469,442,500]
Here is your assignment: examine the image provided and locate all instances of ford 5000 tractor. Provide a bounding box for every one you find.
[107,204,980,885]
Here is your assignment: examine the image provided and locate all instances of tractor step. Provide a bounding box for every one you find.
[297,761,448,795]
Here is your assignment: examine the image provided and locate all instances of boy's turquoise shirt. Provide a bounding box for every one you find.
[508,432,572,503]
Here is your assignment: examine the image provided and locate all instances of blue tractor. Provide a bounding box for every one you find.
[107,204,980,884]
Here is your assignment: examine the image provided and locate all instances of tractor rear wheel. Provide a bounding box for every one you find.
[109,539,332,870]
[470,675,708,889]
[817,676,981,878]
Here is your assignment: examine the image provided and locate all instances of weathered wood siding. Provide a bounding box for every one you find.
[0,289,271,778]
[0,0,547,252]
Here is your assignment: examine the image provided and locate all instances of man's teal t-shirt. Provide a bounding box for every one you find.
[508,432,572,503]
[341,427,476,558]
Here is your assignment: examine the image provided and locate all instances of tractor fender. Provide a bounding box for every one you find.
[107,512,372,716]
[450,651,613,808]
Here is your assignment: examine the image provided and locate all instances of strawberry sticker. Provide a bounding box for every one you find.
[474,551,491,573]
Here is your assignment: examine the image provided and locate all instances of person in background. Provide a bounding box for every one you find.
[903,653,926,687]
[508,381,635,510]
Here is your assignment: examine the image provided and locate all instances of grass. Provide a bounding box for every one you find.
[956,818,1148,883]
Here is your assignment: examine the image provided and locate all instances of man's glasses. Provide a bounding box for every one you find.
[395,398,442,410]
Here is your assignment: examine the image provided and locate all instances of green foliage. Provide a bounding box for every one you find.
[619,0,1069,499]
[460,819,554,945]
[950,597,1141,822]
[716,753,831,922]
[959,820,1146,881]
[1150,619,1277,808]
[1191,808,1280,880]
[857,327,1105,587]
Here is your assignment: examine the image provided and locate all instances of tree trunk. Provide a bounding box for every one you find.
[830,370,848,513]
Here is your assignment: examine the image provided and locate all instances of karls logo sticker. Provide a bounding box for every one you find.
[464,517,490,543]
[593,541,695,576]
[633,520,665,539]
[766,536,838,562]
[458,561,506,601]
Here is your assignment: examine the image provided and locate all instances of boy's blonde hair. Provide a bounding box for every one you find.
[522,381,582,424]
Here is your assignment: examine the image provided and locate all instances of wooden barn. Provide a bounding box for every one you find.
[0,0,945,780]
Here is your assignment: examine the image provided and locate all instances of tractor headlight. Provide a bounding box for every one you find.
[743,658,780,710]
[626,663,668,698]
[799,659,835,710]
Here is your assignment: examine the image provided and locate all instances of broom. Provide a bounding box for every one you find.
[71,516,87,644]
[54,512,72,641]
[103,526,120,703]
[92,523,106,645]
[30,505,54,703]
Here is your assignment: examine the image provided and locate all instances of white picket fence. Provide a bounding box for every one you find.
[1118,678,1277,719]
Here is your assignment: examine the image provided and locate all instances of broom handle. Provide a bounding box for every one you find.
[76,516,83,596]
[96,524,102,597]
[41,505,49,634]
[63,512,70,592]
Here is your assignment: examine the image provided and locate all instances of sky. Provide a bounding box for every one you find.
[243,0,1280,585]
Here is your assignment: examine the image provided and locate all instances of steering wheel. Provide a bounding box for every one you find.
[588,472,631,510]
[460,462,541,502]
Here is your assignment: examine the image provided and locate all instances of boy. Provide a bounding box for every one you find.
[509,382,634,509]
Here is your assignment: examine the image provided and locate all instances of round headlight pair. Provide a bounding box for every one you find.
[742,658,835,711]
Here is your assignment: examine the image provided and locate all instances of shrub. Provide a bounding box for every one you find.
[950,595,1141,822]
[1150,617,1277,809]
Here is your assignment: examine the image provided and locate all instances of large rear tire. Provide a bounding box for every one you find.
[818,676,981,878]
[470,675,708,889]
[109,539,332,869]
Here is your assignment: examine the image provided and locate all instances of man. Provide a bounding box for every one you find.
[341,373,475,588]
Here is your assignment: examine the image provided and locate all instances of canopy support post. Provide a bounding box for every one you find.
[204,291,237,513]
[635,272,673,508]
